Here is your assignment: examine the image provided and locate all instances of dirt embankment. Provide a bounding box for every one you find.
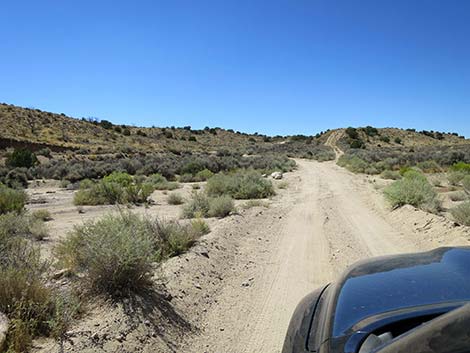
[33,160,470,353]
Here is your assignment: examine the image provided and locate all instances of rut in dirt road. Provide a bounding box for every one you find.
[186,159,418,353]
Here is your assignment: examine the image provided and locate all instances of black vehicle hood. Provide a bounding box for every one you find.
[332,247,470,337]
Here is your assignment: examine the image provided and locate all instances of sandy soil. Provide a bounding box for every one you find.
[31,159,470,353]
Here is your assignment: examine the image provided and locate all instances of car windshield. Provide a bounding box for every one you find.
[333,248,470,336]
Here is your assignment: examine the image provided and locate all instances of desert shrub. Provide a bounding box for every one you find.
[147,173,180,190]
[0,185,27,214]
[451,202,470,226]
[394,137,402,144]
[102,171,133,186]
[55,213,156,295]
[349,139,365,149]
[182,192,211,218]
[167,193,184,205]
[463,176,470,194]
[6,149,37,168]
[384,171,441,213]
[337,155,369,173]
[0,233,61,352]
[32,209,52,222]
[277,181,288,189]
[178,173,195,183]
[380,170,401,180]
[0,212,49,241]
[208,195,235,218]
[451,162,470,173]
[6,168,29,189]
[416,160,441,173]
[74,176,153,206]
[449,192,468,202]
[195,169,214,181]
[345,127,359,139]
[190,218,210,235]
[37,148,52,158]
[379,136,390,143]
[55,213,205,295]
[448,171,466,186]
[205,170,274,199]
[241,200,270,209]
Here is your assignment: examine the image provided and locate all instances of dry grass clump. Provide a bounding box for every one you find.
[240,200,270,209]
[55,212,208,297]
[384,170,441,213]
[147,173,180,190]
[449,192,468,202]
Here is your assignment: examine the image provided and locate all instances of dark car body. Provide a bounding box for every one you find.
[282,247,470,353]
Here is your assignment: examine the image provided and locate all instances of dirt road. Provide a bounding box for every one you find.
[184,159,466,353]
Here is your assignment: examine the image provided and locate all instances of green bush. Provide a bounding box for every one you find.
[167,193,184,205]
[74,177,153,206]
[102,171,133,186]
[205,171,274,199]
[195,169,214,181]
[6,149,37,169]
[384,171,441,213]
[451,162,470,173]
[451,201,470,226]
[208,195,235,218]
[0,185,27,214]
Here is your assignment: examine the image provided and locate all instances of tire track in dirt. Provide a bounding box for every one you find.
[185,159,419,353]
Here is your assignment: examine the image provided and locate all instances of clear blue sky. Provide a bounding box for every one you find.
[1,1,469,137]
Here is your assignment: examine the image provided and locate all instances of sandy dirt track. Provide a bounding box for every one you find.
[184,159,469,353]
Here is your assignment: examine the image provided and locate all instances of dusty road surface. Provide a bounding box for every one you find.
[184,159,468,353]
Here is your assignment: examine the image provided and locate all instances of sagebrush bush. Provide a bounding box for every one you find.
[182,192,210,218]
[448,171,466,186]
[0,212,49,241]
[384,171,441,213]
[167,193,184,205]
[451,201,470,226]
[32,209,52,221]
[0,235,57,352]
[240,200,269,209]
[55,213,156,295]
[147,173,180,190]
[380,170,401,180]
[208,195,235,218]
[55,212,206,296]
[0,185,27,214]
[449,192,468,202]
[74,177,153,206]
[205,170,274,199]
[337,155,370,174]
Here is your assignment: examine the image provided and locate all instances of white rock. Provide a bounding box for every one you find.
[271,171,283,180]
